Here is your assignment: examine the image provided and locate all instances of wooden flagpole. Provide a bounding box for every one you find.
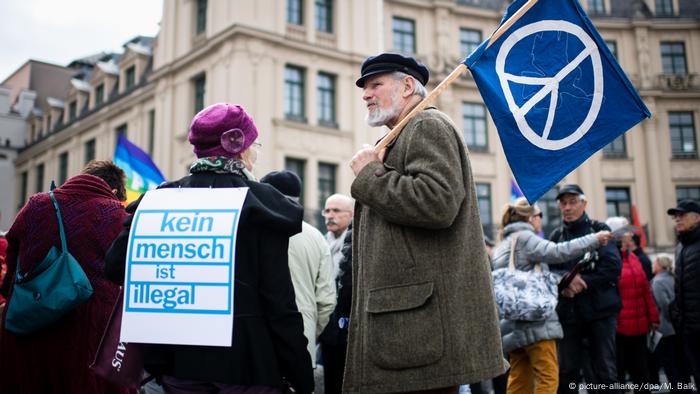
[373,0,539,154]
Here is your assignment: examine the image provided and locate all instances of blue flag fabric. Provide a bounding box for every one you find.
[464,0,651,203]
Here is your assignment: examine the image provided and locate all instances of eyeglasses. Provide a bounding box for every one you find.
[322,208,351,216]
[252,141,262,149]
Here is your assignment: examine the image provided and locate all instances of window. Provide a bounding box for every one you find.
[68,100,77,121]
[676,186,700,204]
[317,162,336,229]
[656,0,674,16]
[476,183,493,239]
[315,0,332,33]
[537,188,561,239]
[287,0,303,25]
[669,111,697,157]
[84,138,96,164]
[285,65,305,121]
[193,73,206,114]
[95,83,104,106]
[196,0,207,34]
[58,152,69,185]
[605,40,618,59]
[463,102,488,151]
[19,171,28,208]
[606,187,632,220]
[148,109,156,156]
[460,28,482,56]
[125,66,136,90]
[285,158,306,205]
[317,72,336,126]
[603,135,627,158]
[116,123,128,144]
[589,0,606,14]
[661,42,687,75]
[392,17,416,54]
[35,163,45,193]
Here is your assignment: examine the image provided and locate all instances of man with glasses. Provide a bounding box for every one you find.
[667,200,700,386]
[550,184,622,394]
[323,194,353,280]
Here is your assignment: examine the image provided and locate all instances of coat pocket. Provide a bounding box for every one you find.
[366,281,444,369]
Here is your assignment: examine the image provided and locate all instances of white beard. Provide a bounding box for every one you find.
[366,88,401,127]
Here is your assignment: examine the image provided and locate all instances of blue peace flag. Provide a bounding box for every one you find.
[464,0,651,203]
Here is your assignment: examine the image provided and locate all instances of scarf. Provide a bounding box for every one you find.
[189,156,257,180]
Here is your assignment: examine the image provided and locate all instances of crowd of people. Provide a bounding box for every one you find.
[472,188,700,394]
[0,52,697,394]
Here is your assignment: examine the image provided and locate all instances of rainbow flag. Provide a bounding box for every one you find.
[114,134,166,204]
[511,178,524,203]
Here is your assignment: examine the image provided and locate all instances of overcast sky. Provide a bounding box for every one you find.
[0,0,163,82]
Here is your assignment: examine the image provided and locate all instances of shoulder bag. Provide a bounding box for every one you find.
[492,233,560,321]
[4,190,93,334]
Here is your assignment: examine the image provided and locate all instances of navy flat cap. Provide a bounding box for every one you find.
[355,53,430,88]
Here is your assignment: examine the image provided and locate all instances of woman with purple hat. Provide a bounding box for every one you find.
[105,103,314,394]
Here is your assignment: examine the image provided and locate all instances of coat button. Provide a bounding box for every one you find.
[374,169,386,177]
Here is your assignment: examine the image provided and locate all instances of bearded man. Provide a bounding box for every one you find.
[343,53,507,393]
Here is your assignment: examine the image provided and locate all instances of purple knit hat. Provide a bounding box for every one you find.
[188,103,259,158]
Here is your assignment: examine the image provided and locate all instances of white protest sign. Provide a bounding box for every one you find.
[120,187,248,346]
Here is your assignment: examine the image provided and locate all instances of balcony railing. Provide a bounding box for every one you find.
[657,73,699,90]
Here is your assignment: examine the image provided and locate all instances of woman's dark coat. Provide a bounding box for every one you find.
[105,171,314,393]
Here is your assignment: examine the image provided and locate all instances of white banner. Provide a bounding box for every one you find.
[120,187,248,346]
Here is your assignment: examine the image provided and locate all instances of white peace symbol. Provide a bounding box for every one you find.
[496,20,604,151]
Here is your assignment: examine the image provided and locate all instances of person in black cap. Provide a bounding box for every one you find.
[667,199,700,386]
[345,53,507,393]
[549,184,623,394]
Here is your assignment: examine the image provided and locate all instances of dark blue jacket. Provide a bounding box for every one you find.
[549,213,622,324]
[671,224,700,335]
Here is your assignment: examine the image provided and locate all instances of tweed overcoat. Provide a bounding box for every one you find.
[344,107,508,393]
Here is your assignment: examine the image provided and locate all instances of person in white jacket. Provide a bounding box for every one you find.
[261,170,337,367]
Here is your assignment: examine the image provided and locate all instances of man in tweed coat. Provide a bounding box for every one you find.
[346,53,508,393]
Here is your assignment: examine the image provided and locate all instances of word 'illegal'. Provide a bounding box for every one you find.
[131,284,196,309]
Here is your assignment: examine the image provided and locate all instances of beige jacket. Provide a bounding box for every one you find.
[289,221,337,365]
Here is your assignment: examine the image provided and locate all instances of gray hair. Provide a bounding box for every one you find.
[654,253,674,272]
[390,71,428,98]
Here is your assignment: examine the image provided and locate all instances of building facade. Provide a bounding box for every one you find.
[0,60,79,230]
[6,0,700,250]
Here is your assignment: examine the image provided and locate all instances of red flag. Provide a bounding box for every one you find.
[631,205,647,249]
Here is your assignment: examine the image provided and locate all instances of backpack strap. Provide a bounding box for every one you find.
[48,191,68,254]
[550,227,563,243]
